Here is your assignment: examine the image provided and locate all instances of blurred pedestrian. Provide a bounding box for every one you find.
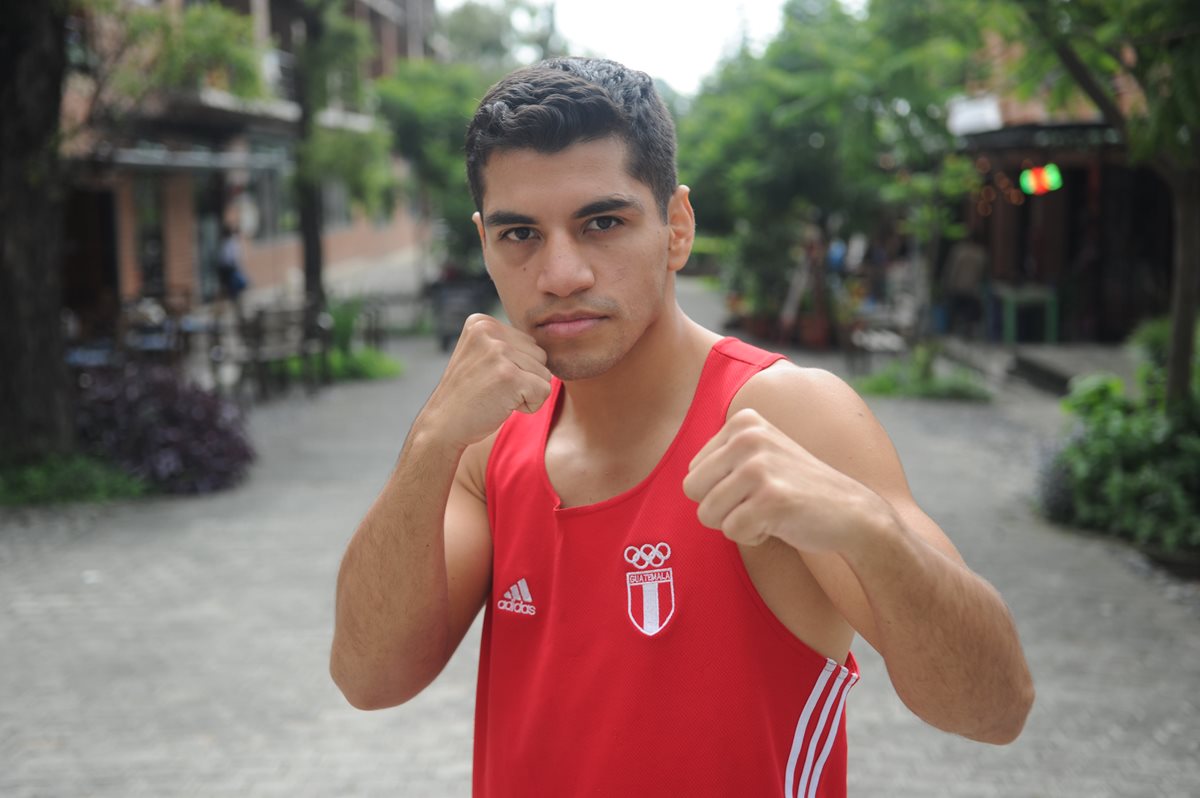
[943,232,989,337]
[216,222,248,327]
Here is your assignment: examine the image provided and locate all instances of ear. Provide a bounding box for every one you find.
[665,185,696,274]
[473,211,490,274]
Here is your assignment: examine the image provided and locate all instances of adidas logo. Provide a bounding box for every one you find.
[497,578,537,616]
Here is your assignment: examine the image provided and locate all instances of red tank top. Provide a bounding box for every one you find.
[477,337,859,797]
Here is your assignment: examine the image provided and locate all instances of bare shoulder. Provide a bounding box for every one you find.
[730,362,902,493]
[733,358,963,564]
[732,361,871,423]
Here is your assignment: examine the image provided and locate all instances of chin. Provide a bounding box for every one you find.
[547,356,615,382]
[546,345,625,382]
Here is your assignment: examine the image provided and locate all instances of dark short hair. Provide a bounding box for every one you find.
[465,57,678,220]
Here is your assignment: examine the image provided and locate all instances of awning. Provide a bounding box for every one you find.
[104,147,289,172]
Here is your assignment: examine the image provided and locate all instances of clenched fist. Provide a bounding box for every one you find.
[417,314,554,452]
[682,408,890,555]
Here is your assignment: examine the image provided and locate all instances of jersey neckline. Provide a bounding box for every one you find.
[537,336,738,517]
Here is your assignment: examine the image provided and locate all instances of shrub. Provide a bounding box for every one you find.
[0,455,148,506]
[328,297,364,356]
[284,346,404,382]
[75,364,256,494]
[1043,373,1200,555]
[1035,441,1075,526]
[1127,316,1200,399]
[330,347,404,380]
[1128,315,1200,370]
[854,345,991,401]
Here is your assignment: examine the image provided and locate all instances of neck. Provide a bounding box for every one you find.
[556,295,722,442]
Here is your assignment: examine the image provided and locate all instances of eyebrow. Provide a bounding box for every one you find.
[483,210,536,228]
[483,195,645,229]
[572,195,645,219]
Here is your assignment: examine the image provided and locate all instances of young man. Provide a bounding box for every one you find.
[331,57,1034,796]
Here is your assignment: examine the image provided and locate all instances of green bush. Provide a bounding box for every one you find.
[286,346,403,382]
[329,347,404,380]
[0,455,148,506]
[328,297,364,356]
[296,297,405,382]
[1042,373,1200,555]
[1127,315,1200,370]
[854,345,991,401]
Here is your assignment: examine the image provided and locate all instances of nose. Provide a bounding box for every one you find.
[535,234,595,297]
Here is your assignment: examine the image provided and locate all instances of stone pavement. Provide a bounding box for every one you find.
[3,276,1199,797]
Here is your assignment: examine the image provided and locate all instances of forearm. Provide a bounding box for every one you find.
[331,423,462,709]
[840,505,1034,743]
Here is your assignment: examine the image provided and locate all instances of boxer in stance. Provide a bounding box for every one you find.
[331,57,1033,797]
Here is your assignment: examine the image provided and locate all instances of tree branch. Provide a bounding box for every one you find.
[1021,2,1128,140]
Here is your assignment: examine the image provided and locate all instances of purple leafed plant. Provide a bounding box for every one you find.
[75,364,256,494]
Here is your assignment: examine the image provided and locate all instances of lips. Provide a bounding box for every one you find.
[535,312,607,337]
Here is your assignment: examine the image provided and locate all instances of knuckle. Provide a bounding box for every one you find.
[681,474,700,501]
[730,426,766,452]
[482,334,508,359]
[464,312,492,328]
[731,408,762,426]
[529,377,552,402]
[742,453,769,478]
[496,358,521,381]
[468,315,504,342]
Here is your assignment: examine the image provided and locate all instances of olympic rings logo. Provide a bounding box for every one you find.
[624,542,672,570]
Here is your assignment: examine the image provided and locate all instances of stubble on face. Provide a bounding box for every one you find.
[523,296,632,381]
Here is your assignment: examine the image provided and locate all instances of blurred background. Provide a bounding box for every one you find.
[2,1,1199,796]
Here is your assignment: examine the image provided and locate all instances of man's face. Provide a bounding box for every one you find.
[474,137,693,381]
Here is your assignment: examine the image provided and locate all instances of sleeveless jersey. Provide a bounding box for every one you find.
[476,337,859,797]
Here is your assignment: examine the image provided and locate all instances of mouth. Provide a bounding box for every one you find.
[535,312,608,338]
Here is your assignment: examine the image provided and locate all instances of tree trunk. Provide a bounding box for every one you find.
[1164,169,1200,409]
[295,6,326,329]
[298,169,325,313]
[0,4,72,466]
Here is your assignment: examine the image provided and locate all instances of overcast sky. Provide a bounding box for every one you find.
[438,0,794,96]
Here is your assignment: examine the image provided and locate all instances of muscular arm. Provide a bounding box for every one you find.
[330,315,551,710]
[330,428,492,710]
[685,365,1034,744]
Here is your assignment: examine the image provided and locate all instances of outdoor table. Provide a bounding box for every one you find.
[990,282,1058,345]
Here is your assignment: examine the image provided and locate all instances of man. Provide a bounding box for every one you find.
[216,222,248,326]
[331,57,1034,796]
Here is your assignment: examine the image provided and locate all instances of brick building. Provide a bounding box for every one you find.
[60,0,437,343]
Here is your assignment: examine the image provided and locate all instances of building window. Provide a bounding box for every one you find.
[134,176,166,297]
[247,139,297,241]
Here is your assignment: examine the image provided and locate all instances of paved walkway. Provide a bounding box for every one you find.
[2,277,1199,797]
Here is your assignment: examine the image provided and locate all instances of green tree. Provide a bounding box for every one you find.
[1002,0,1200,407]
[0,0,261,466]
[678,0,984,318]
[290,0,393,318]
[437,0,566,72]
[377,60,492,267]
[378,0,563,271]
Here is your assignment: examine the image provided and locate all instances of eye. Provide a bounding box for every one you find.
[499,226,537,242]
[585,216,622,233]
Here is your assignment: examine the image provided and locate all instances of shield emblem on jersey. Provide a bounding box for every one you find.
[624,542,675,636]
[626,568,675,636]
